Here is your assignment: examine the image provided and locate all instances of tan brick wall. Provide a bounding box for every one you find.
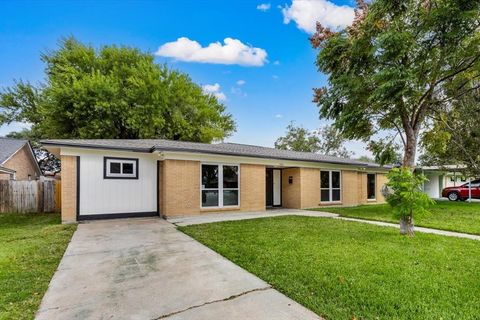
[376,173,388,203]
[161,160,200,216]
[1,145,39,180]
[300,168,320,208]
[358,172,368,204]
[0,173,12,180]
[161,161,266,216]
[342,170,359,206]
[61,155,77,223]
[157,161,165,216]
[240,164,266,211]
[356,172,388,204]
[282,168,301,209]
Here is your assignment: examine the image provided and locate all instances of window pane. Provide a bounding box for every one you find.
[202,190,219,207]
[223,190,238,206]
[321,171,330,188]
[110,162,121,174]
[367,174,376,199]
[122,163,134,174]
[321,189,330,202]
[332,171,340,188]
[223,166,238,188]
[332,189,341,201]
[202,165,218,188]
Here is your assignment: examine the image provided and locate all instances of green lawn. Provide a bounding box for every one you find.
[310,201,480,235]
[180,216,480,320]
[0,213,76,320]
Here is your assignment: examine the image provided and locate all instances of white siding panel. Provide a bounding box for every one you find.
[77,150,157,215]
[424,173,440,198]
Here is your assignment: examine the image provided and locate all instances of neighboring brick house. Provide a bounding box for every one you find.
[42,139,389,223]
[0,138,42,180]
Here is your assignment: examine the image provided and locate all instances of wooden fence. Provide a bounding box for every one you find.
[0,180,61,213]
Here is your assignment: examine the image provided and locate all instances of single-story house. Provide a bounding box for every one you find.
[0,138,42,180]
[41,139,389,223]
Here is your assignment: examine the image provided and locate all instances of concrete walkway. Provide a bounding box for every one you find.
[168,209,338,226]
[333,216,480,241]
[36,218,321,320]
[169,209,480,241]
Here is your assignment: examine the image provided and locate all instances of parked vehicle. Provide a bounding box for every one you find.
[442,179,480,201]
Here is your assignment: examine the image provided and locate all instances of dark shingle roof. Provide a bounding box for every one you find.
[41,139,386,168]
[0,138,28,164]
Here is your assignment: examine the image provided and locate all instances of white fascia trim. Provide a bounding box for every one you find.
[159,151,390,173]
[60,147,158,159]
[0,166,16,174]
[58,146,389,173]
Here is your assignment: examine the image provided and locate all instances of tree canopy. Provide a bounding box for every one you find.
[420,87,480,177]
[275,122,352,158]
[311,0,480,167]
[0,37,236,142]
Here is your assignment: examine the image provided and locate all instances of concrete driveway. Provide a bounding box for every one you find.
[36,218,321,320]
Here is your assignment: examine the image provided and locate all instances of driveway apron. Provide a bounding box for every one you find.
[36,218,321,320]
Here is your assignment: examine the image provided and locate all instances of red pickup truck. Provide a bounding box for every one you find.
[442,180,480,201]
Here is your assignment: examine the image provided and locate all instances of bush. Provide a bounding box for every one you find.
[385,167,434,235]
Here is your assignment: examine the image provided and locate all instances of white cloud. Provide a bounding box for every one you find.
[275,114,284,118]
[273,60,280,65]
[231,86,247,97]
[156,37,268,66]
[202,83,227,101]
[281,0,355,33]
[257,3,271,11]
[236,80,246,86]
[272,75,279,80]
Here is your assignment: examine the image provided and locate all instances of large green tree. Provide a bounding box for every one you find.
[420,86,480,177]
[311,0,480,167]
[0,37,235,142]
[311,0,479,234]
[275,122,352,158]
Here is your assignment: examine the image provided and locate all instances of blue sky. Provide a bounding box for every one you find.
[0,0,370,156]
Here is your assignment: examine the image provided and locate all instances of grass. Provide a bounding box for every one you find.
[180,216,480,320]
[0,213,76,320]
[310,201,480,235]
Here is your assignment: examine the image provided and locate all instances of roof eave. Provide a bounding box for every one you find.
[153,147,387,169]
[41,141,154,153]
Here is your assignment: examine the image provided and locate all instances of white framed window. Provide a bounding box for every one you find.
[201,164,239,208]
[320,170,341,202]
[367,173,376,200]
[104,157,138,179]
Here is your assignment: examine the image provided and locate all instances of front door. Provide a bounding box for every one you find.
[266,169,273,207]
[266,169,281,207]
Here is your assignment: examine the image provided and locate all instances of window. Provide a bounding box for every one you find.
[201,164,239,207]
[466,181,480,188]
[367,173,376,200]
[104,157,138,179]
[320,170,341,202]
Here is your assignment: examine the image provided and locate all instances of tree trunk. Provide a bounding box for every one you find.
[399,216,414,236]
[403,129,418,168]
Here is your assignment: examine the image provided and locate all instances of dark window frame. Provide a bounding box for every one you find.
[367,173,376,200]
[103,157,139,179]
[320,170,342,203]
[201,164,240,208]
